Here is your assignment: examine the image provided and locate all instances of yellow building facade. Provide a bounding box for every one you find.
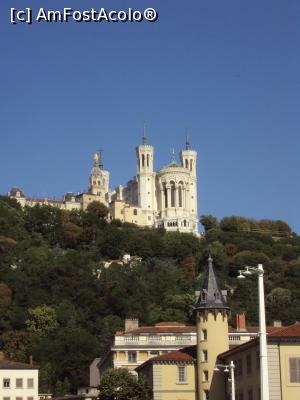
[219,322,300,400]
[136,347,197,400]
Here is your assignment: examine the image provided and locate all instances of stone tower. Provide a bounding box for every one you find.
[194,256,230,400]
[89,149,110,205]
[179,135,198,227]
[136,126,156,226]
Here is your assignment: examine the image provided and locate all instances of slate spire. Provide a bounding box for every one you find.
[195,256,230,311]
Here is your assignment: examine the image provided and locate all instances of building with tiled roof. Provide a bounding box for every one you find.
[0,352,39,400]
[94,312,281,384]
[135,257,300,400]
[96,319,198,381]
[136,346,197,400]
[218,322,300,400]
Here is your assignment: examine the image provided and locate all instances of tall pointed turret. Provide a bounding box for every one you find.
[195,255,229,312]
[194,257,230,400]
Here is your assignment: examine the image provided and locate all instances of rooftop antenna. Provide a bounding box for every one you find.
[185,129,191,150]
[142,123,147,145]
[170,148,176,164]
[99,147,104,169]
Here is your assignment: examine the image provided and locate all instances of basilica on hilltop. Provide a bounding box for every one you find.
[9,130,199,234]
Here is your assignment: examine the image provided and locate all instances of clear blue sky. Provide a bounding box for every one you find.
[0,0,299,232]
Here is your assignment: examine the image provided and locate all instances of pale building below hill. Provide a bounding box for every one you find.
[0,352,39,400]
[92,315,283,385]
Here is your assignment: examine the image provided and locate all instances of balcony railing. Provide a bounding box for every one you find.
[114,332,259,347]
[114,335,195,347]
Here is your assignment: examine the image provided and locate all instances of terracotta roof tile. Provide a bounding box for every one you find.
[151,351,195,362]
[154,322,186,327]
[119,324,280,336]
[268,322,300,337]
[0,359,38,370]
[125,326,196,334]
[136,346,197,371]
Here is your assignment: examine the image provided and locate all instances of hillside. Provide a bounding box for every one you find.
[0,196,299,393]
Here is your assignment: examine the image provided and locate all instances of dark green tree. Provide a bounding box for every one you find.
[98,368,148,400]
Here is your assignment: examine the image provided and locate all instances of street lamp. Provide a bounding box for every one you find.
[237,264,269,400]
[214,361,235,400]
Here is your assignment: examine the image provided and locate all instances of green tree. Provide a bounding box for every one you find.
[0,330,29,361]
[26,305,58,337]
[0,283,12,305]
[200,215,219,232]
[98,368,148,400]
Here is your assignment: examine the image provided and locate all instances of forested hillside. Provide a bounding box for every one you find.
[0,196,299,393]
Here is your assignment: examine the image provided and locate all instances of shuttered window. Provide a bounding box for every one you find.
[289,357,300,383]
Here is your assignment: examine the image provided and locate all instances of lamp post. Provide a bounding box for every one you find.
[214,361,235,400]
[237,264,269,400]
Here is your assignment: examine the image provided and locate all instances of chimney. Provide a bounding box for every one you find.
[29,355,33,365]
[273,320,282,328]
[0,352,5,360]
[235,313,246,331]
[125,318,139,332]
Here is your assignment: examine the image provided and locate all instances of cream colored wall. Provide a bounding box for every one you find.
[110,201,143,225]
[223,345,260,400]
[64,201,81,211]
[196,311,229,400]
[81,193,107,210]
[279,343,300,400]
[0,368,39,400]
[139,351,149,361]
[155,363,196,400]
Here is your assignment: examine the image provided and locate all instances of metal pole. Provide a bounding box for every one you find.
[258,264,269,400]
[230,360,235,400]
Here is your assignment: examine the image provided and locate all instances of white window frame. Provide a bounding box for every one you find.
[3,377,10,388]
[16,378,23,388]
[27,378,34,388]
[289,356,300,384]
[178,366,186,383]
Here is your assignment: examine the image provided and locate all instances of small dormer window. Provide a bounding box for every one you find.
[201,292,206,302]
[214,291,220,300]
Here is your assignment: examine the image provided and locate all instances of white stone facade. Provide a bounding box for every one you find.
[8,136,199,233]
[0,366,39,400]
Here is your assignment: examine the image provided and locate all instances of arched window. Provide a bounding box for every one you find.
[185,159,188,168]
[164,184,168,208]
[178,185,183,207]
[147,154,150,167]
[170,181,175,207]
[93,180,96,185]
[142,154,145,167]
[98,180,101,186]
[190,159,193,171]
[184,219,187,227]
[133,209,137,216]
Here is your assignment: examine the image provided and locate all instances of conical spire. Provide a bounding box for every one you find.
[195,256,229,311]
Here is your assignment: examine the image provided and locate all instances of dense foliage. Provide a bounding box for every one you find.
[98,368,148,400]
[0,197,299,393]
